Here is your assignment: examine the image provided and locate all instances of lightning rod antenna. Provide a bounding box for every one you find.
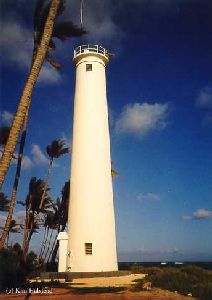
[80,0,84,28]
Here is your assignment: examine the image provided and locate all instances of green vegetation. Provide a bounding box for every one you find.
[0,243,40,290]
[134,265,212,300]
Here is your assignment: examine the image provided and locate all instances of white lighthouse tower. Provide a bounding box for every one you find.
[63,45,118,273]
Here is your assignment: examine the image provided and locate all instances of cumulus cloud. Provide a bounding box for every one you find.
[0,20,61,84]
[0,215,6,224]
[196,86,212,125]
[0,210,25,226]
[196,86,212,109]
[183,208,212,220]
[115,102,169,137]
[0,111,14,125]
[137,192,161,202]
[14,210,26,224]
[31,144,49,166]
[1,144,51,171]
[0,20,32,68]
[21,155,34,170]
[38,63,62,84]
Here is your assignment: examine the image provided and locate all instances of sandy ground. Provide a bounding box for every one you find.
[0,289,194,300]
[71,273,145,287]
[0,275,195,300]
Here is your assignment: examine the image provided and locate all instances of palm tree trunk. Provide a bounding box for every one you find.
[51,223,66,263]
[6,232,9,248]
[39,158,53,210]
[47,233,58,263]
[41,226,50,261]
[0,0,60,188]
[0,111,29,249]
[39,226,48,259]
[22,195,33,261]
[22,216,34,261]
[44,228,54,262]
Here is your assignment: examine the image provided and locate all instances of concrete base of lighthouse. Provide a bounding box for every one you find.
[57,231,119,274]
[40,271,131,281]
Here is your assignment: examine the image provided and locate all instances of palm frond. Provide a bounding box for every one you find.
[46,53,63,70]
[56,0,66,16]
[48,39,56,50]
[53,21,87,40]
[33,0,46,32]
[111,168,118,177]
[46,139,69,159]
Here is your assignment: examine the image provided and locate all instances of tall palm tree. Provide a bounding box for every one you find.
[0,0,61,188]
[0,116,29,249]
[42,210,59,262]
[39,140,69,210]
[39,209,58,261]
[0,0,86,247]
[6,220,21,248]
[50,180,69,263]
[22,177,52,261]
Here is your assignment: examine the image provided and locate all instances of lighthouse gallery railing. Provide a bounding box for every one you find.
[74,45,109,58]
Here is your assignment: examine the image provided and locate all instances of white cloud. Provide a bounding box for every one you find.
[196,86,212,125]
[0,215,6,224]
[196,86,212,109]
[31,144,49,166]
[14,210,26,225]
[65,0,122,47]
[21,155,34,170]
[38,64,62,84]
[0,20,32,69]
[115,102,169,137]
[0,20,61,85]
[183,208,212,220]
[0,210,25,227]
[137,192,161,202]
[1,111,14,125]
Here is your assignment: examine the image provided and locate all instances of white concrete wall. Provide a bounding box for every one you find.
[57,232,68,272]
[66,50,118,272]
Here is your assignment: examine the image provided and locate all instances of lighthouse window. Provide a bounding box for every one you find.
[85,243,92,255]
[86,64,92,71]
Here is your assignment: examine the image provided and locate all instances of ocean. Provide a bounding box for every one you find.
[119,261,212,271]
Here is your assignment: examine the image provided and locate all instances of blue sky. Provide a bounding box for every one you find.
[0,0,212,261]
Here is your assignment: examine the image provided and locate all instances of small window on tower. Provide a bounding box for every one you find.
[85,243,92,255]
[86,64,92,71]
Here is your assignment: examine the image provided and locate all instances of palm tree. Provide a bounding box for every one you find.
[0,192,10,213]
[39,209,58,261]
[22,177,52,261]
[42,210,59,263]
[0,0,86,247]
[0,0,62,188]
[6,220,21,248]
[0,116,29,249]
[50,180,69,263]
[39,140,69,210]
